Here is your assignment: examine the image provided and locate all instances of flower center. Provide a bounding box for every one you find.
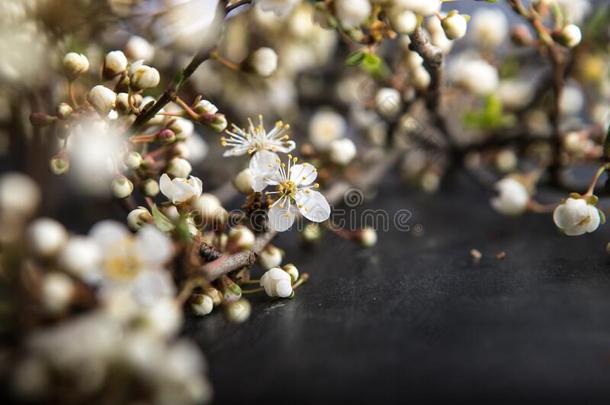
[278,180,297,198]
[105,241,142,281]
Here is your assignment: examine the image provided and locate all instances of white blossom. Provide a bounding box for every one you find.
[125,36,155,62]
[335,0,371,29]
[159,173,203,204]
[41,273,74,314]
[375,87,401,117]
[308,110,346,151]
[553,197,601,236]
[131,65,160,89]
[221,116,295,157]
[394,0,441,16]
[27,218,68,257]
[87,85,117,115]
[329,138,357,166]
[249,47,278,77]
[250,153,331,231]
[103,50,128,77]
[167,157,193,178]
[450,57,499,96]
[59,237,103,280]
[491,177,529,216]
[0,172,40,218]
[470,9,508,49]
[561,24,582,48]
[63,52,89,80]
[260,267,293,298]
[389,8,417,35]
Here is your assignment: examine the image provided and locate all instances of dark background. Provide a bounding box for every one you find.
[185,171,610,404]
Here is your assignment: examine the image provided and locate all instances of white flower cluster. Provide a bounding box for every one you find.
[222,116,332,232]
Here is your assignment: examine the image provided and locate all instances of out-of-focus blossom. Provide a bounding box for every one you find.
[470,8,508,49]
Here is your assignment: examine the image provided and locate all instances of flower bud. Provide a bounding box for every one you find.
[193,193,225,222]
[104,50,128,78]
[194,99,219,115]
[208,114,228,132]
[412,66,431,91]
[441,12,468,40]
[233,168,254,194]
[131,65,160,89]
[358,227,377,247]
[49,156,70,175]
[301,223,321,244]
[228,225,255,250]
[167,157,192,178]
[0,172,41,218]
[282,263,299,283]
[116,92,131,114]
[206,287,223,306]
[559,24,582,48]
[41,272,74,314]
[490,177,529,216]
[27,218,68,257]
[220,276,242,303]
[334,0,371,29]
[87,85,117,115]
[143,179,160,197]
[554,197,600,236]
[63,52,89,80]
[127,206,152,230]
[389,8,417,35]
[329,138,357,166]
[191,293,214,316]
[259,245,283,269]
[260,267,293,298]
[125,36,155,62]
[224,299,251,323]
[111,176,134,199]
[375,87,401,117]
[168,118,194,140]
[56,102,73,119]
[247,47,278,77]
[125,151,143,170]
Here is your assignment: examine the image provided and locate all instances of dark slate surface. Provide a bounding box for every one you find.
[185,172,610,404]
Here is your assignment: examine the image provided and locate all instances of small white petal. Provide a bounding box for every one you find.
[159,174,175,200]
[268,200,298,232]
[289,163,317,186]
[89,221,129,250]
[135,225,174,266]
[295,190,331,223]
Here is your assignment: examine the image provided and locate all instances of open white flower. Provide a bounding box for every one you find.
[88,221,176,307]
[221,116,295,157]
[159,173,203,204]
[491,177,529,216]
[553,197,601,236]
[260,267,293,298]
[250,153,330,232]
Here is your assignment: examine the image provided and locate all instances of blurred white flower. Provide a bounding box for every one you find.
[335,0,371,29]
[449,56,499,96]
[389,8,417,35]
[553,197,600,236]
[88,221,176,307]
[159,173,203,204]
[491,177,529,216]
[41,273,74,314]
[27,218,68,258]
[248,47,278,77]
[560,24,582,48]
[556,0,590,24]
[442,12,468,40]
[222,116,295,157]
[250,153,330,231]
[470,8,508,49]
[125,35,155,62]
[329,138,357,166]
[308,109,346,151]
[0,172,40,219]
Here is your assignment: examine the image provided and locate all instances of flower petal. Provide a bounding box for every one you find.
[159,173,175,200]
[290,163,317,186]
[295,190,330,223]
[268,199,298,232]
[89,220,129,250]
[584,205,601,233]
[249,150,281,192]
[132,269,176,307]
[135,225,174,266]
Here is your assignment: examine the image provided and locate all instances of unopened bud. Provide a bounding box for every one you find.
[125,151,143,169]
[282,263,299,283]
[358,227,377,247]
[143,179,159,197]
[49,157,70,175]
[131,65,160,90]
[87,85,117,115]
[166,157,192,178]
[259,245,283,269]
[56,103,73,119]
[224,299,251,323]
[103,50,128,78]
[233,168,254,194]
[246,47,278,77]
[63,52,89,80]
[111,176,133,199]
[194,99,219,115]
[191,293,214,316]
[558,24,582,48]
[127,206,152,230]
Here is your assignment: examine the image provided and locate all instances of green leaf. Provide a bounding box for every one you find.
[151,204,175,233]
[345,50,366,66]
